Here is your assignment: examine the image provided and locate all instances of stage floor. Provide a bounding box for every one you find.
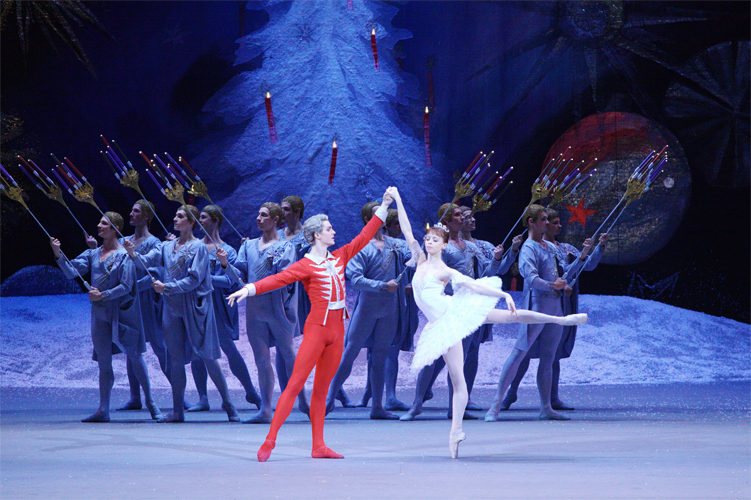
[1,382,749,499]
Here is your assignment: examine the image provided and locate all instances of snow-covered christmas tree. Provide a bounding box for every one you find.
[196,0,449,240]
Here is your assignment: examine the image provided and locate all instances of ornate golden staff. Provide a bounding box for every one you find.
[436,150,496,224]
[567,149,669,286]
[140,153,221,247]
[175,154,244,240]
[0,166,92,290]
[99,136,171,235]
[50,155,158,282]
[16,156,90,237]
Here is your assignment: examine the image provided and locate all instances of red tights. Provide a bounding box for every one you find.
[265,310,344,450]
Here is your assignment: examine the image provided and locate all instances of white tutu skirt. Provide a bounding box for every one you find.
[410,277,503,373]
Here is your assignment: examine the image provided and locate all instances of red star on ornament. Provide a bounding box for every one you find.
[565,197,597,227]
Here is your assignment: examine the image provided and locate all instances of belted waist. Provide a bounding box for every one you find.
[328,300,346,310]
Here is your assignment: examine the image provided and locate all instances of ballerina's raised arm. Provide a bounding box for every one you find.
[386,186,425,267]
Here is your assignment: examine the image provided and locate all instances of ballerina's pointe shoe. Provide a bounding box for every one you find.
[563,313,588,326]
[257,439,276,462]
[449,431,466,459]
[311,446,344,459]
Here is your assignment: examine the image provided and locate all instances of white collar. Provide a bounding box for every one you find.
[303,251,336,265]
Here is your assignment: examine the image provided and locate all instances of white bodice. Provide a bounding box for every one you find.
[412,273,471,323]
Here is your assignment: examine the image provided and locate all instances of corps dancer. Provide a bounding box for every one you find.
[325,201,410,420]
[51,212,162,422]
[453,206,523,412]
[225,202,309,423]
[501,209,607,411]
[123,205,239,423]
[278,195,308,338]
[115,200,170,412]
[485,205,588,422]
[388,188,587,458]
[187,205,261,413]
[356,209,415,411]
[227,189,394,461]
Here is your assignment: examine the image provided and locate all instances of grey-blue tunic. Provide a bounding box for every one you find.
[344,237,411,349]
[278,227,308,337]
[121,235,164,345]
[554,242,603,358]
[57,247,146,357]
[515,238,583,351]
[226,237,297,347]
[138,240,221,362]
[391,237,419,351]
[207,242,241,342]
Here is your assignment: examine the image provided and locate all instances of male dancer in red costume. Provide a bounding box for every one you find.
[227,188,394,462]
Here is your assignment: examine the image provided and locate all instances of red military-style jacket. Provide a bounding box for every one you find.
[253,207,388,326]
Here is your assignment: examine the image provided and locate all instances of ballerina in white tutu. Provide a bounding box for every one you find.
[387,187,587,459]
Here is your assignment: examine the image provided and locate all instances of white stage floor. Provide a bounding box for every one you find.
[2,382,748,499]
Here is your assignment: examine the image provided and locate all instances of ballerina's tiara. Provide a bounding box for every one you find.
[431,222,449,233]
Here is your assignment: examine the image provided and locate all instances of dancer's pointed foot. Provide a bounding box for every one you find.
[146,400,163,421]
[370,409,399,420]
[242,410,272,424]
[552,399,575,411]
[562,313,588,326]
[500,392,517,411]
[81,411,110,423]
[115,399,142,411]
[186,397,210,412]
[257,439,275,462]
[183,401,192,411]
[539,409,570,421]
[385,398,410,411]
[336,391,356,408]
[222,401,240,422]
[311,446,344,459]
[157,411,184,423]
[423,389,434,403]
[399,407,422,421]
[449,430,466,459]
[246,391,262,409]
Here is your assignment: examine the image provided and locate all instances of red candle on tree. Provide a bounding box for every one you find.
[370,29,379,72]
[423,107,432,168]
[264,92,278,144]
[328,141,338,185]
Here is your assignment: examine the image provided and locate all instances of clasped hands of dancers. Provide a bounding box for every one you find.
[48,184,592,460]
[226,186,586,461]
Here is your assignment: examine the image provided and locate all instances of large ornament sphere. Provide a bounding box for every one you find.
[544,112,691,265]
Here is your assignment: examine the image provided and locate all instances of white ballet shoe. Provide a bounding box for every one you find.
[449,430,466,459]
[563,313,588,326]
